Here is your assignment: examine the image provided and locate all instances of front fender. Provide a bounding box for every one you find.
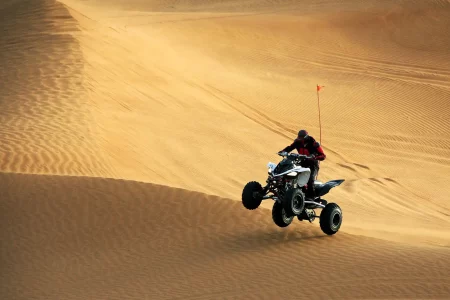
[296,168,311,186]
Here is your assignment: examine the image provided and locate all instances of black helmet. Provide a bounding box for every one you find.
[297,129,308,139]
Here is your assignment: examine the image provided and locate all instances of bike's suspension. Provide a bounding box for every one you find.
[277,187,286,201]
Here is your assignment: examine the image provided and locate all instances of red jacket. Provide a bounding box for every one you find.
[281,137,326,161]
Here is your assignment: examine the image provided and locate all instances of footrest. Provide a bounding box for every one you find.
[316,199,328,206]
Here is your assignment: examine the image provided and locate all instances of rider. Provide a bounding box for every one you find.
[278,129,326,200]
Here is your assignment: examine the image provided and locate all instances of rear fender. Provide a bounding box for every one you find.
[316,179,345,197]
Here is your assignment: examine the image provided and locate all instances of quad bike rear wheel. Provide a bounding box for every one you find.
[283,188,305,217]
[319,203,342,235]
[272,201,294,227]
[242,181,263,210]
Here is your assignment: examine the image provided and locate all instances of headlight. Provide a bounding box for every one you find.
[287,172,298,177]
[267,162,277,172]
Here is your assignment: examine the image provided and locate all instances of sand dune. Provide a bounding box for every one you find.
[1,0,450,298]
[1,173,450,300]
[0,0,113,177]
[59,0,450,245]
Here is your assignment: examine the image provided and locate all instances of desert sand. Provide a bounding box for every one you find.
[1,0,449,299]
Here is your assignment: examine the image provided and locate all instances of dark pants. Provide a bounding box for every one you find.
[302,160,319,197]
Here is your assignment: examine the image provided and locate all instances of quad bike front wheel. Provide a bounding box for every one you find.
[319,203,342,235]
[242,181,263,210]
[283,188,305,217]
[272,201,294,227]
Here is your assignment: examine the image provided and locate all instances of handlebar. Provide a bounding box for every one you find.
[277,152,313,160]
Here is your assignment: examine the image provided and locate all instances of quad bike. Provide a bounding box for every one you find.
[242,152,344,235]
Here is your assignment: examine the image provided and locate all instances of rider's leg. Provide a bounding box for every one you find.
[306,162,318,199]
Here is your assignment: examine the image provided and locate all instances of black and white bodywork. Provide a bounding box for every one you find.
[242,152,344,235]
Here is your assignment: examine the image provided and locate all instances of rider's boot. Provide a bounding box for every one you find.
[307,184,324,204]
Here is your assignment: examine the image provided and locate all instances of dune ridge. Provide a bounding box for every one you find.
[0,0,113,177]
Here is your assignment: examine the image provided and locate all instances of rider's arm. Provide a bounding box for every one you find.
[280,140,297,153]
[314,142,326,161]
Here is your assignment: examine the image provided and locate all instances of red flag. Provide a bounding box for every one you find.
[316,84,324,143]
